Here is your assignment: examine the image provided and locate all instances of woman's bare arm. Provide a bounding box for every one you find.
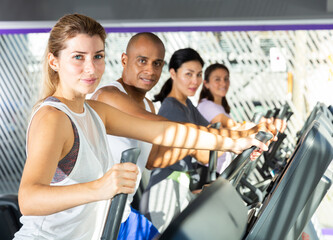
[211,113,237,128]
[19,106,138,216]
[146,145,223,169]
[90,100,268,154]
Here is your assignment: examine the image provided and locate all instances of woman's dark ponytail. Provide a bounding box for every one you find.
[153,78,173,103]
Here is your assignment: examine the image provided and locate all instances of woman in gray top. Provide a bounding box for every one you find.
[140,48,213,233]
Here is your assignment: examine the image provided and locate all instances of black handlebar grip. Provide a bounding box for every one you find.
[252,112,263,124]
[285,111,293,121]
[272,108,280,118]
[276,103,289,120]
[220,131,273,181]
[265,109,274,118]
[101,148,141,240]
[207,122,221,182]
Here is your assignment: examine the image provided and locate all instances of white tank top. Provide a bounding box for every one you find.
[14,98,113,240]
[105,81,153,222]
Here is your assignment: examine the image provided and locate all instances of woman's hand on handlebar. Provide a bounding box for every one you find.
[95,163,139,201]
[229,136,268,155]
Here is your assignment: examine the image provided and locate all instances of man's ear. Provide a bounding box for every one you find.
[121,53,128,67]
[48,53,59,72]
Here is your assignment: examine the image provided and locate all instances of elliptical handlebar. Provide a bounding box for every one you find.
[220,131,273,183]
[252,112,264,124]
[264,109,274,119]
[275,103,289,120]
[207,122,221,183]
[101,148,141,240]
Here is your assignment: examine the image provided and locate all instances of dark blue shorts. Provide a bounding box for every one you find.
[117,207,160,240]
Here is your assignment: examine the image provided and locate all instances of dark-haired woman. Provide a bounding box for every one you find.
[141,48,216,233]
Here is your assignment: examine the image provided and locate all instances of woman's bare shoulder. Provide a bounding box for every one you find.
[29,105,72,138]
